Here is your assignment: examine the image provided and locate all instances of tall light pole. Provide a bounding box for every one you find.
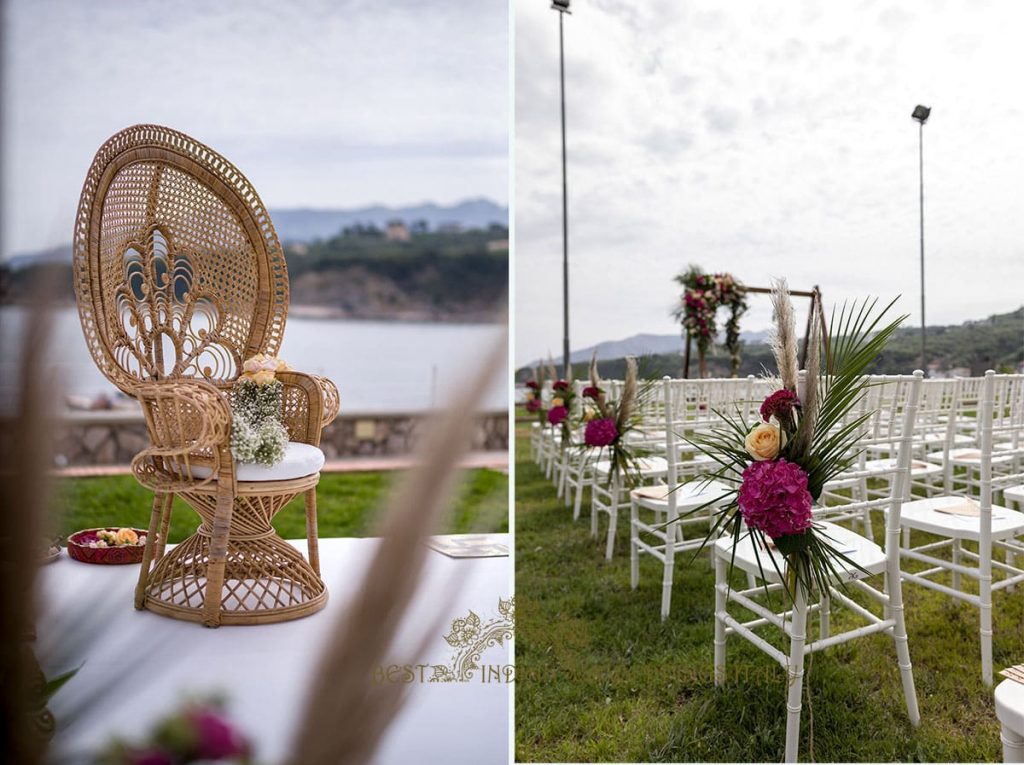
[912,104,931,373]
[553,0,571,377]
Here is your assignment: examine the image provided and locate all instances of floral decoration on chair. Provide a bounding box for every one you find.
[684,280,907,600]
[229,354,290,467]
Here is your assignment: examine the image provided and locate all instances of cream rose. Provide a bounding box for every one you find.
[251,369,276,386]
[744,422,786,461]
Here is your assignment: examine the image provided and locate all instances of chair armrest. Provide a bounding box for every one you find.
[276,370,339,446]
[130,379,233,492]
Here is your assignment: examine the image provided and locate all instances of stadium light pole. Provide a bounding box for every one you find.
[553,0,571,377]
[912,104,931,374]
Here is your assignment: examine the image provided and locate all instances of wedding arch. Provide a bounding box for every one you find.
[673,266,827,378]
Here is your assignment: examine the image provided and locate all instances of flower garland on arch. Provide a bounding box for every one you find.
[673,265,748,376]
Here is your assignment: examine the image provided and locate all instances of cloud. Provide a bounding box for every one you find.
[515,0,1024,366]
[1,0,508,254]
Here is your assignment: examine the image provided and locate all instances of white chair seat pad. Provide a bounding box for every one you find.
[925,447,1014,466]
[631,479,732,511]
[1005,484,1024,504]
[713,521,886,584]
[192,442,325,482]
[899,496,1024,540]
[593,456,668,478]
[996,678,1024,738]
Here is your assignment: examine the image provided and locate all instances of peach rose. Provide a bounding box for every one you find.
[744,422,787,461]
[115,528,139,545]
[251,369,276,386]
[551,397,564,407]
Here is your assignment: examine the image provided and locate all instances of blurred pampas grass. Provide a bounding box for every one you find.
[287,331,507,765]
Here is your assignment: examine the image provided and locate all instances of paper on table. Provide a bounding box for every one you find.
[427,534,508,558]
[1000,665,1024,685]
[934,498,981,517]
[632,485,671,500]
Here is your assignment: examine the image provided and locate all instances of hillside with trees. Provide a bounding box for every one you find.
[518,307,1023,381]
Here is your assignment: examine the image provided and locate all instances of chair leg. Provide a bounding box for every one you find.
[862,506,874,540]
[889,568,921,725]
[1002,724,1024,763]
[573,475,585,521]
[661,515,676,621]
[629,500,640,590]
[154,492,173,561]
[605,505,618,560]
[201,483,233,628]
[952,538,961,594]
[819,589,830,640]
[981,572,994,686]
[134,492,166,610]
[784,583,809,763]
[590,490,600,539]
[304,487,321,578]
[713,554,727,686]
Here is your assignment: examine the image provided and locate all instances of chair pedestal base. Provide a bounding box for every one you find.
[138,482,328,626]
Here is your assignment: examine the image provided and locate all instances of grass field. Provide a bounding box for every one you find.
[514,422,1023,762]
[54,468,508,544]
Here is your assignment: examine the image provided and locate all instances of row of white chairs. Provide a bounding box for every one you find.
[528,372,1024,762]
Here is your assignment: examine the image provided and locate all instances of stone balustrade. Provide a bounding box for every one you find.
[50,408,508,467]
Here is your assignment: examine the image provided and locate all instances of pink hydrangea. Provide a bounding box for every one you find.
[525,398,541,413]
[188,708,250,759]
[737,459,813,539]
[760,389,800,422]
[547,406,568,425]
[584,417,618,447]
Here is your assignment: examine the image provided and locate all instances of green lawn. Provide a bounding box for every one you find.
[514,423,1023,762]
[55,468,508,543]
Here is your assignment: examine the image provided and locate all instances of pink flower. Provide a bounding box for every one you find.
[737,459,813,540]
[760,389,800,423]
[128,750,174,765]
[188,708,249,759]
[547,406,568,425]
[584,417,618,447]
[582,386,601,399]
[525,398,541,413]
[552,380,569,392]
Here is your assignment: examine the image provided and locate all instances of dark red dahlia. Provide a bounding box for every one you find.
[525,398,541,413]
[584,417,618,447]
[582,385,601,399]
[525,380,539,390]
[552,380,569,391]
[760,389,800,423]
[547,405,568,425]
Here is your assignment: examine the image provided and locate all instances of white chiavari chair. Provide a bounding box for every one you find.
[629,377,732,619]
[712,372,924,763]
[899,371,1024,685]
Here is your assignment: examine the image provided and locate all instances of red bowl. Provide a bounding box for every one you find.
[66,528,148,565]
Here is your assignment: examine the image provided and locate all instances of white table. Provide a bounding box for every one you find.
[37,536,511,764]
[997,678,1024,763]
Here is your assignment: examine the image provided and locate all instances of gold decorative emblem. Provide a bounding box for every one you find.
[429,597,514,683]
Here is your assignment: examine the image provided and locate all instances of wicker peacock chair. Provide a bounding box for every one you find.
[73,124,339,626]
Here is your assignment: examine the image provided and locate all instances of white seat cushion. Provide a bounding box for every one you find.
[631,479,733,512]
[191,442,325,482]
[714,521,886,584]
[1005,484,1024,505]
[996,678,1024,739]
[593,456,668,479]
[899,495,1024,541]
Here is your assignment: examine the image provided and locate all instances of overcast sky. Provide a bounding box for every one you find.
[1,0,508,256]
[515,0,1024,366]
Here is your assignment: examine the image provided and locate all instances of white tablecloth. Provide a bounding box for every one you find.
[37,536,511,764]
